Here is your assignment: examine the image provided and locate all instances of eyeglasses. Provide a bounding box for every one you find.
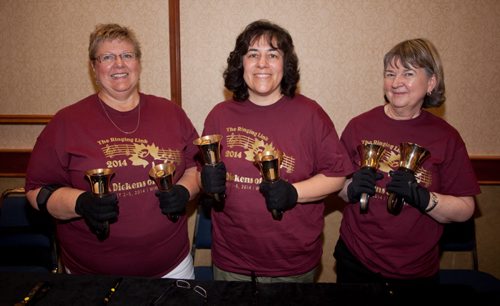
[176,279,207,299]
[149,279,207,305]
[94,52,137,64]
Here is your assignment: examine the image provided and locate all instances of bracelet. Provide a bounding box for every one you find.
[36,184,62,214]
[425,192,438,213]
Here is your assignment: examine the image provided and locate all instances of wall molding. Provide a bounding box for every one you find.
[0,115,52,124]
[0,149,32,177]
[169,0,181,106]
[467,155,500,185]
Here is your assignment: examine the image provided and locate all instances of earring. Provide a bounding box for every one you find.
[426,91,432,96]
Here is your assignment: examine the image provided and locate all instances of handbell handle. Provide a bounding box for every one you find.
[167,214,180,223]
[85,168,114,240]
[213,192,225,202]
[95,221,110,241]
[271,209,283,220]
[358,167,379,214]
[360,193,369,214]
[254,150,285,221]
[387,192,405,215]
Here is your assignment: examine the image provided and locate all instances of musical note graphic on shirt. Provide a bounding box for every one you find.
[225,132,295,174]
[101,143,183,169]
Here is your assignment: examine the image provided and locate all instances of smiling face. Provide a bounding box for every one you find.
[242,36,284,106]
[92,39,141,101]
[383,58,436,114]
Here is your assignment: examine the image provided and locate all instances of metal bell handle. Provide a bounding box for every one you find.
[387,192,405,215]
[360,193,369,214]
[272,209,283,221]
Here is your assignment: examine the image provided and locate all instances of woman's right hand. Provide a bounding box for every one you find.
[201,163,227,194]
[347,168,383,203]
[75,191,119,237]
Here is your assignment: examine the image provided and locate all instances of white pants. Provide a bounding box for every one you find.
[162,254,195,279]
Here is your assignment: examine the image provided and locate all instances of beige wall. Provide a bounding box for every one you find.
[0,0,171,146]
[180,0,500,156]
[2,0,500,155]
[1,0,500,282]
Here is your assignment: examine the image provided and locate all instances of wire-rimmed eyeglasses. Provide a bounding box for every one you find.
[94,52,137,64]
[149,279,207,305]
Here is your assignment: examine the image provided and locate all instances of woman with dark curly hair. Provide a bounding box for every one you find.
[200,20,352,282]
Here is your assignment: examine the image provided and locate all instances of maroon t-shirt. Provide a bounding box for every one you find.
[25,93,199,277]
[203,94,353,276]
[339,105,480,279]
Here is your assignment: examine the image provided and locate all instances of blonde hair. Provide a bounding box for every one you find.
[88,23,142,62]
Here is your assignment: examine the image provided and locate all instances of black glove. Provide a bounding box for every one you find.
[259,179,298,213]
[201,163,226,194]
[198,191,224,212]
[156,184,190,216]
[347,167,384,203]
[386,169,430,213]
[75,191,119,237]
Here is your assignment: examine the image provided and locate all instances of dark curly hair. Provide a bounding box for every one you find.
[383,38,445,108]
[224,20,300,101]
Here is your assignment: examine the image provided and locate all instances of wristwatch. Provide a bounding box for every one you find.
[36,185,62,214]
[425,192,439,213]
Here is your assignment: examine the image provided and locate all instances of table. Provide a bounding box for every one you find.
[0,272,498,305]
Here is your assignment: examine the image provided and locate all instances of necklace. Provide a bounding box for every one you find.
[384,104,421,120]
[98,95,141,134]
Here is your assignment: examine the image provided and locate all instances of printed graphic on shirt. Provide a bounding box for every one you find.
[98,137,182,168]
[96,136,182,198]
[224,126,296,191]
[360,139,432,200]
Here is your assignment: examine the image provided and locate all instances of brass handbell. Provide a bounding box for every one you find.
[85,168,115,240]
[387,142,430,215]
[193,134,226,204]
[255,150,284,221]
[149,163,179,222]
[358,143,385,214]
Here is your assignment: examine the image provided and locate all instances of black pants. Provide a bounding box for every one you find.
[333,238,438,285]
